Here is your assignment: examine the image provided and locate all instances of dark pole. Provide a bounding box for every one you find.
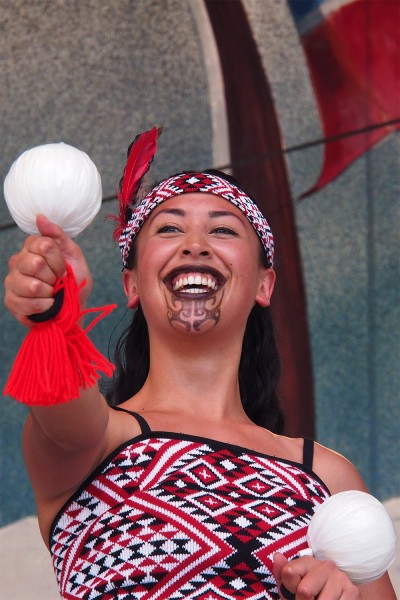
[205,0,315,437]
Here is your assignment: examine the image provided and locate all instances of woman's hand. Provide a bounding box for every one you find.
[4,214,92,326]
[273,552,361,599]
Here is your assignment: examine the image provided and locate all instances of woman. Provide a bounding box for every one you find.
[4,132,396,599]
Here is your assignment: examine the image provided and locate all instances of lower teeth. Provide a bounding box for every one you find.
[179,287,212,294]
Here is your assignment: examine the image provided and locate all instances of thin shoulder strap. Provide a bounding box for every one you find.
[112,406,151,435]
[302,437,314,471]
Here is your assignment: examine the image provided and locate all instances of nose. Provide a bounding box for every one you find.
[182,248,210,257]
[180,232,212,258]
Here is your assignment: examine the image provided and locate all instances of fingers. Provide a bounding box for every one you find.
[273,553,290,597]
[36,215,85,266]
[5,249,62,324]
[25,234,66,279]
[36,215,93,302]
[36,215,72,257]
[36,214,66,239]
[4,220,68,323]
[279,556,316,598]
[279,557,361,600]
[5,216,93,324]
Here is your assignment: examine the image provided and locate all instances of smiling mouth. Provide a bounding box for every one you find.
[164,266,226,298]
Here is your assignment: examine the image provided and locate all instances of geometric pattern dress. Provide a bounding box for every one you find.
[50,409,330,599]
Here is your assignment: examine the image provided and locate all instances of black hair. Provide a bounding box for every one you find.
[107,170,284,434]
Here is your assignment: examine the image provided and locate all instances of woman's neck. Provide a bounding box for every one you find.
[133,328,246,421]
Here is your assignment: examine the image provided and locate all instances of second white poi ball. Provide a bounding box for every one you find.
[307,490,396,584]
[4,142,102,237]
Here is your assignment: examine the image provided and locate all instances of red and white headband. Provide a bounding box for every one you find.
[113,129,274,269]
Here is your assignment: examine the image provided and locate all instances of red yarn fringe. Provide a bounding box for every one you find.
[4,263,117,405]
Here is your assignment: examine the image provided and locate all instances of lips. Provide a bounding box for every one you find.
[164,266,226,298]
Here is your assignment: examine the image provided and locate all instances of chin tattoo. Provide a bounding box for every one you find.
[166,290,224,332]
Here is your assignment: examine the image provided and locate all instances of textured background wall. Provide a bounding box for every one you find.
[0,0,214,524]
[0,1,399,594]
[242,0,400,501]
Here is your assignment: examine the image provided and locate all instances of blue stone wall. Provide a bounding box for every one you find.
[0,0,213,525]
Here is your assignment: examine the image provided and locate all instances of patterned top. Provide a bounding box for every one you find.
[50,410,330,599]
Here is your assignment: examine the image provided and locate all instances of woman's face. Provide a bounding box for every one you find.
[123,193,275,335]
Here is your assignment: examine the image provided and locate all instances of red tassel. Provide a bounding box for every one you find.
[4,263,117,405]
[111,126,161,242]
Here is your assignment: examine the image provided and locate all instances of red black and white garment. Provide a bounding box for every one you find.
[50,408,330,599]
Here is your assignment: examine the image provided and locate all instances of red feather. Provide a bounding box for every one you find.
[112,126,161,241]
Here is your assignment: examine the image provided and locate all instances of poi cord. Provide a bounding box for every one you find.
[4,263,116,405]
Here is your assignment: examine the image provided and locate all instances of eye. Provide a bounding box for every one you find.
[156,224,183,234]
[210,226,239,236]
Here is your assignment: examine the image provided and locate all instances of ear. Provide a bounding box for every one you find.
[123,270,140,309]
[255,268,276,308]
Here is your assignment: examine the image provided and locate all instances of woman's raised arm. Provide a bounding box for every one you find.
[4,215,112,538]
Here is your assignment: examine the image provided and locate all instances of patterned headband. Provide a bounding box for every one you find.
[119,171,274,269]
[114,129,274,269]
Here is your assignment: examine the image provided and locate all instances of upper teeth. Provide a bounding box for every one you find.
[173,274,218,292]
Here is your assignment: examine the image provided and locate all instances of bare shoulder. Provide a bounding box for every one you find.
[312,440,368,494]
[103,403,145,455]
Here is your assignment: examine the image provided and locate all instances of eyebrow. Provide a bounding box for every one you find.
[153,208,185,217]
[208,210,243,222]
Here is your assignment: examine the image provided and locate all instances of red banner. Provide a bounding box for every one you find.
[292,0,400,196]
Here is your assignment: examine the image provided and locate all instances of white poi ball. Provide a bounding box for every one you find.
[307,490,397,584]
[4,142,102,237]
